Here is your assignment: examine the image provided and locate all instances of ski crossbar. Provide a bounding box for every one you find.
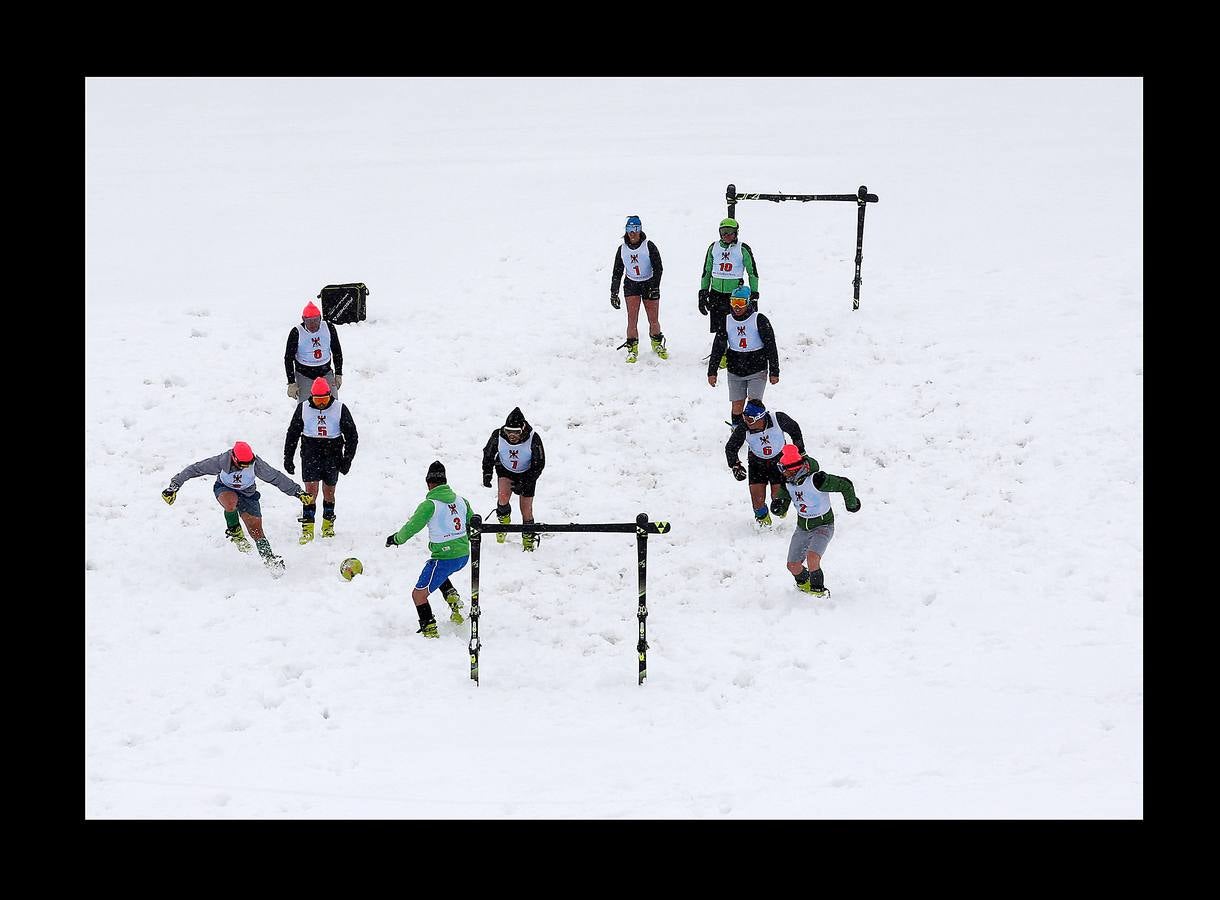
[726,183,880,310]
[467,513,671,687]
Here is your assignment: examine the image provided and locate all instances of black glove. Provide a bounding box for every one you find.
[750,290,759,301]
[845,497,862,513]
[284,459,294,475]
[698,289,709,315]
[731,461,747,481]
[611,292,621,310]
[483,473,492,488]
[385,534,398,548]
[339,458,351,475]
[161,487,177,506]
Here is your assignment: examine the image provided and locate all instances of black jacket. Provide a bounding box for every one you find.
[482,407,545,480]
[709,312,779,377]
[611,233,663,295]
[725,411,804,466]
[284,398,359,467]
[284,321,344,382]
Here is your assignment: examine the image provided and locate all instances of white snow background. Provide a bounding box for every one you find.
[84,77,1142,819]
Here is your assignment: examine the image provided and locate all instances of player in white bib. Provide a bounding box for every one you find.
[284,301,345,401]
[481,407,546,551]
[725,399,805,527]
[707,285,781,426]
[283,377,359,544]
[610,215,667,363]
[776,444,861,598]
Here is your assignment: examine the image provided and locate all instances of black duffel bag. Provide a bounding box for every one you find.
[318,283,369,325]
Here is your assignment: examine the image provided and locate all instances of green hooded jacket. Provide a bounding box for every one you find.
[390,483,472,559]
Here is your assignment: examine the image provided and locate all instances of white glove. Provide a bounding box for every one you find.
[333,374,343,389]
[287,383,299,400]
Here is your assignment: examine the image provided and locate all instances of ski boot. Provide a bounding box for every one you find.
[650,333,669,360]
[496,512,511,544]
[718,353,728,370]
[417,618,439,639]
[443,588,465,624]
[522,531,538,552]
[263,554,286,576]
[625,339,640,364]
[320,517,335,538]
[770,494,791,518]
[298,521,315,545]
[754,507,773,527]
[225,525,252,553]
[796,569,830,598]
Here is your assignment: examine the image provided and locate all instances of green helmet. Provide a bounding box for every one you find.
[719,218,739,230]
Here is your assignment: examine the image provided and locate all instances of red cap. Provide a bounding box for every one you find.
[778,444,803,468]
[311,377,331,397]
[232,441,255,463]
[303,301,322,319]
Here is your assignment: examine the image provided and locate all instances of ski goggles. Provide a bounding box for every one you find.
[303,315,322,330]
[729,295,750,311]
[743,410,767,425]
[502,426,525,442]
[231,455,254,469]
[719,227,738,238]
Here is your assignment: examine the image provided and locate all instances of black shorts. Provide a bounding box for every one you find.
[302,439,343,486]
[495,464,537,498]
[748,454,782,485]
[624,279,660,301]
[708,288,735,335]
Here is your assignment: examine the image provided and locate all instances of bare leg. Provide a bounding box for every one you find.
[519,495,534,520]
[625,295,642,341]
[241,513,266,540]
[642,298,661,337]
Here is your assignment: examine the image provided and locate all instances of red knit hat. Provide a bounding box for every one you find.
[311,377,331,397]
[302,301,322,319]
[231,441,255,463]
[778,444,803,468]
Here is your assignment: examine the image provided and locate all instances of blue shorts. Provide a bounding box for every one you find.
[214,482,263,517]
[415,555,470,592]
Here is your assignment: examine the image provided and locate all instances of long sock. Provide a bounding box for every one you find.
[793,568,810,585]
[755,506,769,519]
[322,500,335,522]
[255,537,274,558]
[416,601,435,625]
[224,510,240,529]
[731,413,744,427]
[810,568,825,590]
[496,502,511,518]
[302,503,317,523]
[440,578,457,598]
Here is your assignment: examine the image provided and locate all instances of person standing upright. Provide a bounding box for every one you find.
[283,376,359,544]
[284,301,344,401]
[698,217,759,369]
[724,399,804,527]
[481,407,546,551]
[610,215,667,363]
[707,285,780,426]
[776,444,861,598]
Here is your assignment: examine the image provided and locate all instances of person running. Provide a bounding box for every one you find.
[610,215,667,363]
[698,217,759,369]
[161,440,314,574]
[284,301,345,401]
[481,407,546,551]
[707,285,780,426]
[724,399,804,527]
[384,461,471,638]
[283,377,359,544]
[776,444,861,598]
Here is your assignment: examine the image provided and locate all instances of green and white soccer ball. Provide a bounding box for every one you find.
[339,557,364,581]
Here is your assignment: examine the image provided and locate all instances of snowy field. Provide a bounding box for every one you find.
[84,77,1142,818]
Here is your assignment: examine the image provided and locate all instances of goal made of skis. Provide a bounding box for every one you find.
[467,513,672,687]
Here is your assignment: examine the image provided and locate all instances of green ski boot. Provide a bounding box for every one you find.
[299,522,315,545]
[626,339,640,364]
[417,618,439,639]
[443,588,465,624]
[522,531,537,552]
[320,518,335,538]
[650,333,669,360]
[226,526,252,553]
[718,353,728,370]
[754,509,773,527]
[497,513,511,544]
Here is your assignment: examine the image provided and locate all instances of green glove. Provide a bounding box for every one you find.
[161,488,177,506]
[298,491,315,506]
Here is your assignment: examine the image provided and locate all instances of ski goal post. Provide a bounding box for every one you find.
[726,183,879,310]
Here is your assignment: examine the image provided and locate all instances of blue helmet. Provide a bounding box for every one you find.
[625,215,642,233]
[729,284,755,317]
[730,285,752,302]
[743,399,766,422]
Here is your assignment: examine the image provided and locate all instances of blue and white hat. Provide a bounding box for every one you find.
[625,215,642,233]
[743,399,767,420]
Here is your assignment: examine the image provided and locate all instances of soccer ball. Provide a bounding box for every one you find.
[339,558,364,581]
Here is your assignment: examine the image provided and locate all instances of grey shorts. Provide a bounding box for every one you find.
[787,521,835,564]
[727,369,767,402]
[214,481,263,517]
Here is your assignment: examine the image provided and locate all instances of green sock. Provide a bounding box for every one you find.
[224,511,240,529]
[255,538,273,557]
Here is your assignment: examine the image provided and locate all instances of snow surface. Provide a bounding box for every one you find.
[84,77,1143,818]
